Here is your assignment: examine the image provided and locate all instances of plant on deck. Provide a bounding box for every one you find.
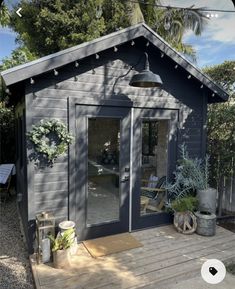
[167,144,210,200]
[171,196,198,213]
[48,228,75,252]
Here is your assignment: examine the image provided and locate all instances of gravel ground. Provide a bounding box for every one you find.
[227,263,235,275]
[218,219,235,233]
[0,197,34,289]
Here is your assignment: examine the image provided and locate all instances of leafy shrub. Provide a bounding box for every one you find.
[0,103,15,163]
[167,144,210,200]
[171,196,198,212]
[48,228,75,252]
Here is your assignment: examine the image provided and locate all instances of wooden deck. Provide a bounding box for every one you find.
[30,225,235,289]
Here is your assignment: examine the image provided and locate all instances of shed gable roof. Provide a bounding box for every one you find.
[1,23,229,101]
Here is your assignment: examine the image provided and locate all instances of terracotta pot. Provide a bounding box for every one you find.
[197,187,217,214]
[53,249,71,269]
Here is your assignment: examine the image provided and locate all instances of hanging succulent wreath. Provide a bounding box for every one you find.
[27,119,73,162]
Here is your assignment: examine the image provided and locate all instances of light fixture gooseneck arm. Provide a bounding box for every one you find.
[112,53,145,95]
[144,52,150,71]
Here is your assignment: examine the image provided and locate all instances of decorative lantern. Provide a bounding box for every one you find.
[36,211,55,264]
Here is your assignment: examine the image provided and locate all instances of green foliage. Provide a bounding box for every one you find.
[9,0,207,58]
[0,47,36,161]
[27,119,74,162]
[126,0,144,25]
[48,228,75,252]
[204,61,235,94]
[140,2,207,60]
[167,144,210,200]
[0,103,15,163]
[0,2,10,26]
[0,46,36,71]
[0,47,36,101]
[204,61,235,183]
[101,0,129,34]
[11,0,107,56]
[171,196,198,212]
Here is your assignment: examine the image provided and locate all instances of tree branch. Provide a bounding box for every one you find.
[0,1,4,10]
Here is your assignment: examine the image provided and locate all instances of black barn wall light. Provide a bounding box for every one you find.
[129,52,163,88]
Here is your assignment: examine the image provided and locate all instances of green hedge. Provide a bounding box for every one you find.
[0,105,15,163]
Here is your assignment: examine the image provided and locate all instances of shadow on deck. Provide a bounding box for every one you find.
[30,225,235,289]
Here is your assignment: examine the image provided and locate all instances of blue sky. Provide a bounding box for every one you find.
[0,0,19,63]
[161,0,235,67]
[0,0,235,67]
[0,27,18,62]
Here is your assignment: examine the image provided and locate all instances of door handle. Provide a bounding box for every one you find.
[121,176,129,182]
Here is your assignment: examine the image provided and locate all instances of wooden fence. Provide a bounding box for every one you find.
[217,168,235,215]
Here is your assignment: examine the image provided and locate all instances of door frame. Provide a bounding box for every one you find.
[131,107,178,231]
[69,97,179,239]
[69,99,132,240]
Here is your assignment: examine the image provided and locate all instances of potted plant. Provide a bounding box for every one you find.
[171,196,198,234]
[167,145,217,214]
[195,155,217,214]
[48,227,75,269]
[166,144,217,236]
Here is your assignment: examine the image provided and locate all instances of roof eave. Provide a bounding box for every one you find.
[1,23,145,87]
[1,22,229,102]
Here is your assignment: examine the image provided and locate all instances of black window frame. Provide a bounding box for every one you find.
[142,120,158,156]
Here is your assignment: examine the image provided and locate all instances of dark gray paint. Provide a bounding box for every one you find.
[71,104,131,240]
[15,41,215,251]
[1,23,228,102]
[15,107,29,246]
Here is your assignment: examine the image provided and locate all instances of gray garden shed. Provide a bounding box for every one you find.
[1,23,229,253]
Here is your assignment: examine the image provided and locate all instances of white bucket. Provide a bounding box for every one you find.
[59,220,75,231]
[58,221,77,255]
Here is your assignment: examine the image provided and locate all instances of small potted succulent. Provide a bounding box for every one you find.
[171,196,198,234]
[48,228,75,269]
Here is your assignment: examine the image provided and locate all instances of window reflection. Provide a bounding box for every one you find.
[140,120,168,215]
[87,118,120,225]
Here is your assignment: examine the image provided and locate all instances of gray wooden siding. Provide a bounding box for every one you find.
[15,101,29,244]
[25,47,206,227]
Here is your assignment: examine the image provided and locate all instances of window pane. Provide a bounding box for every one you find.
[140,120,168,216]
[87,118,120,225]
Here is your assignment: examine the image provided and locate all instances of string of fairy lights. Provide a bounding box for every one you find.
[2,1,232,97]
[129,1,235,15]
[94,1,235,20]
[94,1,235,32]
[13,38,225,100]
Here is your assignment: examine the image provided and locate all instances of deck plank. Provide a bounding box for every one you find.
[31,225,235,289]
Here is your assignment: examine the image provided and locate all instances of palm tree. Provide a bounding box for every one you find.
[126,1,145,25]
[126,0,208,61]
